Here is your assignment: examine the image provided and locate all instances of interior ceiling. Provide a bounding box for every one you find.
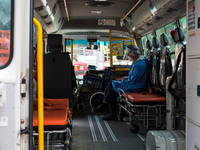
[55,0,143,40]
[57,0,139,19]
[36,0,186,40]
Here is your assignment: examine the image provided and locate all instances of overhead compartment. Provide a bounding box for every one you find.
[34,0,63,33]
[131,0,186,36]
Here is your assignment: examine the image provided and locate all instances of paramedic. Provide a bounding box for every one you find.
[94,45,149,120]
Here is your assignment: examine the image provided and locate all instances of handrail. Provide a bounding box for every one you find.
[65,39,73,63]
[120,0,142,22]
[33,18,44,150]
[109,30,113,67]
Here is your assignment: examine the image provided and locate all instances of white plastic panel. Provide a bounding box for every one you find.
[186,59,200,124]
[146,130,185,150]
[187,0,200,56]
[186,121,200,150]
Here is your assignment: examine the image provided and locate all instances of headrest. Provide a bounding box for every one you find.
[175,27,185,42]
[47,34,63,53]
[152,37,160,48]
[160,33,169,46]
[146,40,152,50]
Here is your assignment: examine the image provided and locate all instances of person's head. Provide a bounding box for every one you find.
[126,45,140,61]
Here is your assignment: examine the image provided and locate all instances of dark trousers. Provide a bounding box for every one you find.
[104,81,118,115]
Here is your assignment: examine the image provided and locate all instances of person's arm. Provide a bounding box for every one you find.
[116,76,128,81]
[122,65,143,84]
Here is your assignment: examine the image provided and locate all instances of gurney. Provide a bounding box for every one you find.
[33,98,72,150]
[118,89,166,132]
[117,34,173,133]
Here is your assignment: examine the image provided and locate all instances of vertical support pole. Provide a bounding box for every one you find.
[109,29,113,67]
[33,18,44,150]
[29,0,34,149]
[71,39,73,64]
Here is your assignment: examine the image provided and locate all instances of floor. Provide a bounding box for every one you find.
[71,114,146,150]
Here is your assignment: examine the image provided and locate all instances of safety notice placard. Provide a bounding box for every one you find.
[0,31,10,66]
[98,19,116,26]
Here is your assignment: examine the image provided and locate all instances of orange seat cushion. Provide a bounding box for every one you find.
[125,93,166,103]
[33,98,69,110]
[33,109,68,127]
[44,98,69,110]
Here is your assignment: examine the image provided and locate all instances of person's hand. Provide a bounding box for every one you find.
[116,78,123,81]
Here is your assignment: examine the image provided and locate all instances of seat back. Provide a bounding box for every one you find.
[159,33,173,93]
[146,39,152,58]
[47,34,63,53]
[169,27,186,100]
[151,37,160,88]
[43,34,72,99]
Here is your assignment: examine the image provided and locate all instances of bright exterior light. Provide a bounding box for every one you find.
[91,10,102,15]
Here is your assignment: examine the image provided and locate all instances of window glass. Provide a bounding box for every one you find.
[147,33,153,42]
[68,40,110,78]
[179,16,187,39]
[156,27,165,40]
[165,22,176,46]
[112,40,133,66]
[141,36,147,56]
[165,22,176,55]
[0,0,13,69]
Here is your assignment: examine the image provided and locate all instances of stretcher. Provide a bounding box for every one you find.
[117,89,166,132]
[33,98,72,150]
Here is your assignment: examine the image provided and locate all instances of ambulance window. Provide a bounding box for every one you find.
[0,0,14,69]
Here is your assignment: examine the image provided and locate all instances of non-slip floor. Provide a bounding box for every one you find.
[71,114,146,150]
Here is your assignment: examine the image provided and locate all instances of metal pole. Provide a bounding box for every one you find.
[29,0,34,149]
[33,18,44,150]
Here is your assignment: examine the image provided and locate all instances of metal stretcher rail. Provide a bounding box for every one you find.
[117,88,166,129]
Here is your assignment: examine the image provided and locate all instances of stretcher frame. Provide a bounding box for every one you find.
[117,88,166,129]
[33,98,72,150]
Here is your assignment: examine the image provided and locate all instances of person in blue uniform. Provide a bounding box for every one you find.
[94,45,149,120]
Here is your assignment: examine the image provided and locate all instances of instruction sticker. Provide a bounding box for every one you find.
[0,116,8,127]
[0,31,10,67]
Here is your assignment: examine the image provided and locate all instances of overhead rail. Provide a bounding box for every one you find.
[64,0,70,21]
[65,39,74,63]
[120,0,142,22]
[33,18,44,150]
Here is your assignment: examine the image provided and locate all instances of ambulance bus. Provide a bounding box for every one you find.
[0,0,198,150]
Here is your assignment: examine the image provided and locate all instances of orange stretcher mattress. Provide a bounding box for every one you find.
[125,93,166,103]
[44,98,69,110]
[33,98,69,110]
[33,109,68,127]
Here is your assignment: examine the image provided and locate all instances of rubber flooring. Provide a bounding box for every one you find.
[71,114,146,150]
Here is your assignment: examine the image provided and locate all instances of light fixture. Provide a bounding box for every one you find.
[91,10,102,15]
[41,0,47,6]
[64,0,70,21]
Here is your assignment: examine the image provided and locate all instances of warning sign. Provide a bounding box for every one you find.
[98,19,116,26]
[0,31,10,66]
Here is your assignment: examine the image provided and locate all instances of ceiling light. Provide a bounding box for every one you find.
[91,10,102,15]
[41,0,47,6]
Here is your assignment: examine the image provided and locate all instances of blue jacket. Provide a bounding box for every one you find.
[112,58,149,93]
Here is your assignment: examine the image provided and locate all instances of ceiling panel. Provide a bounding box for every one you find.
[58,0,137,19]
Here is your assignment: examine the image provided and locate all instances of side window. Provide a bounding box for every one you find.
[156,27,165,40]
[179,16,187,39]
[147,33,153,42]
[0,0,14,69]
[165,21,176,53]
[141,36,147,56]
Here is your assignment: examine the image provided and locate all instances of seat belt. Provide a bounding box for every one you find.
[168,45,186,101]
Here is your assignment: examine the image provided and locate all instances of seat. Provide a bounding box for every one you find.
[33,109,69,130]
[43,34,72,100]
[168,27,186,130]
[33,34,72,150]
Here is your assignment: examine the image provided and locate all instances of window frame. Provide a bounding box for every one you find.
[0,0,14,69]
